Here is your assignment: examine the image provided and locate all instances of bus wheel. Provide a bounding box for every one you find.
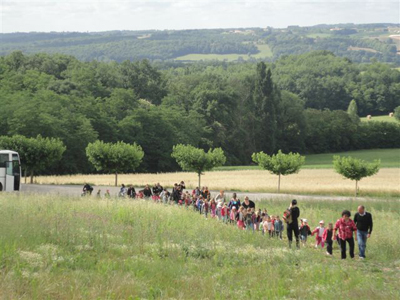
[0,183,3,191]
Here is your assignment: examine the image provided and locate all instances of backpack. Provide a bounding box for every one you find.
[283,209,293,224]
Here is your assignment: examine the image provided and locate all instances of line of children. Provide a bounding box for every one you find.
[111,184,354,258]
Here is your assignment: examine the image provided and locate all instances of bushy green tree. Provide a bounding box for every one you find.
[0,134,66,183]
[171,144,226,188]
[252,150,305,193]
[333,156,380,197]
[86,141,144,186]
[347,99,359,122]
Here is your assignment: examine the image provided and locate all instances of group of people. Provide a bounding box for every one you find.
[83,183,374,260]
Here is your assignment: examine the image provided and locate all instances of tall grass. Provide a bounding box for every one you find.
[0,194,399,299]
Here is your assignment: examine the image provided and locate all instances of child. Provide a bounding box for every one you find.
[210,198,217,218]
[160,189,168,205]
[268,216,274,237]
[263,216,274,237]
[271,215,276,237]
[96,189,101,198]
[197,197,203,214]
[184,194,191,208]
[299,219,312,247]
[230,207,237,225]
[237,206,245,230]
[221,203,228,224]
[252,208,260,231]
[203,199,209,218]
[274,216,284,240]
[312,220,326,249]
[245,208,253,232]
[192,196,198,211]
[104,190,111,199]
[323,223,334,256]
[261,213,266,235]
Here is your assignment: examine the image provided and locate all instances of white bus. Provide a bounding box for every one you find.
[0,150,21,192]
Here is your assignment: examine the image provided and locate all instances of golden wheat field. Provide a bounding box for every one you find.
[35,168,400,197]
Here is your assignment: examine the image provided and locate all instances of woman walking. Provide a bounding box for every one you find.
[334,210,357,259]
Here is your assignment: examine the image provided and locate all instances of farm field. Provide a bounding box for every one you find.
[0,194,399,299]
[360,115,398,123]
[34,168,400,198]
[216,149,400,170]
[306,33,332,38]
[175,44,272,61]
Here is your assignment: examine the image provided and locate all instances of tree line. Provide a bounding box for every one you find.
[1,24,398,64]
[0,51,399,175]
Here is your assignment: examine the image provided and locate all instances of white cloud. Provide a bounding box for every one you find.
[0,0,398,33]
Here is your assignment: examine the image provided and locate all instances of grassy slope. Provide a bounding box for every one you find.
[0,194,399,299]
[360,115,398,123]
[216,148,400,170]
[175,44,272,61]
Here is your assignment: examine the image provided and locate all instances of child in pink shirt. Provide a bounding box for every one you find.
[221,203,228,223]
[230,207,237,225]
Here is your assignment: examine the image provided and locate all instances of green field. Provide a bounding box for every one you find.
[360,115,398,123]
[175,44,272,62]
[0,194,399,299]
[306,33,332,38]
[215,148,400,170]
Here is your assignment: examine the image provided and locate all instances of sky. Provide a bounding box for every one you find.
[1,0,399,33]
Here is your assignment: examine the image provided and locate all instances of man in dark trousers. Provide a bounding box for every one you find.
[285,199,300,249]
[354,205,373,259]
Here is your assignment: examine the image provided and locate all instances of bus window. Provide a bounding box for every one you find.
[0,154,8,167]
[6,161,13,176]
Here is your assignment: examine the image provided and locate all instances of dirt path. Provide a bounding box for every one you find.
[20,184,379,202]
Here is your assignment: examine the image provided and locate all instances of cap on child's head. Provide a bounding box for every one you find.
[232,207,237,210]
[319,220,324,224]
[292,199,297,205]
[303,219,308,223]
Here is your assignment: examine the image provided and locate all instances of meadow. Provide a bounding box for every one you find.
[360,115,398,123]
[0,193,399,299]
[175,44,272,61]
[216,149,400,169]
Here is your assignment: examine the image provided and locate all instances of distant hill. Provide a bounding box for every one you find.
[0,24,399,64]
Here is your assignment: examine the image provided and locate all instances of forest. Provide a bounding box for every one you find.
[0,23,399,64]
[0,50,399,175]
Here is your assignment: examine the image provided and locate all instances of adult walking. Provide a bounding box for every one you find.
[354,205,373,259]
[228,193,241,211]
[334,210,357,259]
[242,196,255,210]
[284,199,300,249]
